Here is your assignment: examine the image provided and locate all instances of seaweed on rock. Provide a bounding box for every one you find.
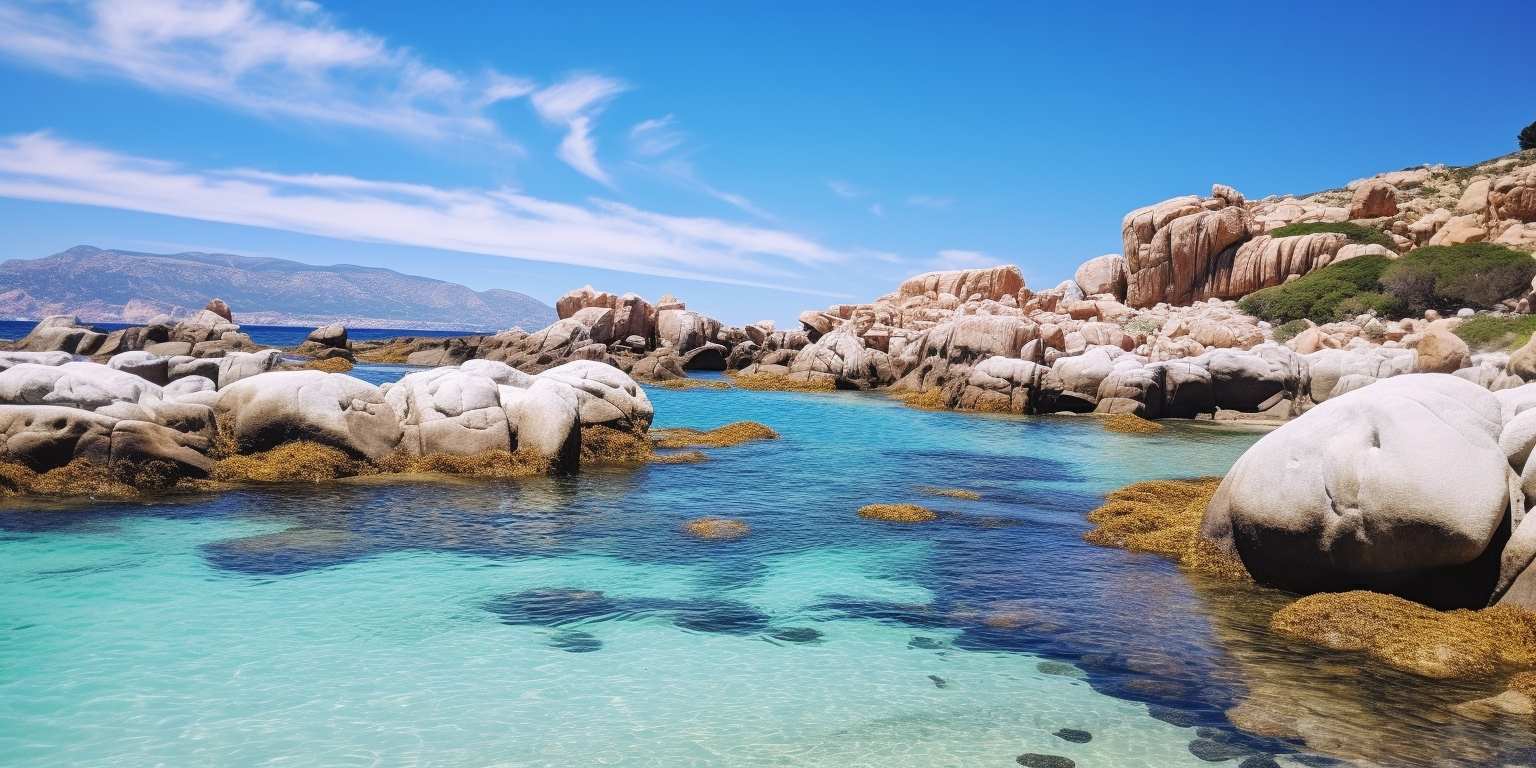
[1099,413,1164,434]
[1271,591,1536,678]
[858,503,937,523]
[727,372,836,393]
[651,421,778,448]
[681,516,750,540]
[1083,478,1246,579]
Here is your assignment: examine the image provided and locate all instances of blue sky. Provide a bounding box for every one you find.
[0,1,1532,326]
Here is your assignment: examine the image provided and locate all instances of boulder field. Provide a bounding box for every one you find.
[1200,373,1536,612]
[0,351,653,495]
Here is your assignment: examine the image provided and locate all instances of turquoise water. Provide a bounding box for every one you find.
[0,373,1513,766]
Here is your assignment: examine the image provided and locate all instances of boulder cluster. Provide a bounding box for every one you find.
[0,345,653,493]
[1201,373,1536,613]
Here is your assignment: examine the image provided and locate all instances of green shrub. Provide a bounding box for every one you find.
[1271,319,1312,342]
[1239,255,1401,324]
[1454,315,1536,351]
[1268,221,1395,249]
[1521,120,1536,151]
[1381,243,1536,314]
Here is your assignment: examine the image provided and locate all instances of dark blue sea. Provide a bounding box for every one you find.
[0,319,477,347]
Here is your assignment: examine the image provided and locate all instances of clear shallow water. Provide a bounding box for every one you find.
[1,372,1530,767]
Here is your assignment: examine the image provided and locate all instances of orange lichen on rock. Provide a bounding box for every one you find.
[896,388,948,411]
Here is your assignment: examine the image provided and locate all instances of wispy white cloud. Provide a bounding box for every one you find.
[530,73,626,123]
[0,132,860,296]
[827,179,863,199]
[556,116,611,187]
[0,0,529,147]
[932,249,996,270]
[868,203,885,218]
[477,70,538,107]
[530,73,628,184]
[907,194,953,210]
[629,114,683,157]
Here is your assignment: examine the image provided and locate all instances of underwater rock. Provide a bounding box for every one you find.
[1187,737,1252,762]
[769,627,823,644]
[548,630,603,653]
[1053,728,1091,743]
[484,588,623,627]
[908,636,946,650]
[915,485,981,500]
[927,674,948,689]
[1269,590,1536,678]
[1145,704,1200,728]
[1035,661,1084,678]
[1015,754,1074,768]
[669,600,772,635]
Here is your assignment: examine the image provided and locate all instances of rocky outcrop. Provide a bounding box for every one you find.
[0,352,655,495]
[1073,254,1126,300]
[1122,189,1253,307]
[1349,180,1399,219]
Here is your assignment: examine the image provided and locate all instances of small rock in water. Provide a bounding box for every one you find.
[484,588,621,626]
[1289,756,1346,767]
[908,636,946,650]
[548,630,602,653]
[1035,661,1083,678]
[1146,704,1200,728]
[1053,728,1092,744]
[671,600,772,635]
[1016,754,1075,768]
[1188,737,1252,762]
[1238,756,1282,768]
[769,627,823,644]
[928,674,948,689]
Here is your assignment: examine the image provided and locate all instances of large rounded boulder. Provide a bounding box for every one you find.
[1201,374,1512,608]
[215,371,403,461]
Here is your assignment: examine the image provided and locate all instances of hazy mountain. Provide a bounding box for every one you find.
[0,245,555,331]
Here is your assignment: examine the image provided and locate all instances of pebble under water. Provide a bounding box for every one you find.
[1,369,1533,767]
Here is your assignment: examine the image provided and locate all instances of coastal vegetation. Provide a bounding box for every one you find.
[1239,242,1536,324]
[1267,221,1394,248]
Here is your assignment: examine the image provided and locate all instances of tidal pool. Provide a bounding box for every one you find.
[1,371,1528,766]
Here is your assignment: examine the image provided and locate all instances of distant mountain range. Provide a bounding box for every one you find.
[0,246,556,331]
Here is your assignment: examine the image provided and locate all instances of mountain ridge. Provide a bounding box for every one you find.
[0,245,555,331]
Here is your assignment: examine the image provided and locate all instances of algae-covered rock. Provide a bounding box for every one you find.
[858,503,937,523]
[1271,590,1536,678]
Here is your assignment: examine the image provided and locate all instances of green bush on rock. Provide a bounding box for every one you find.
[1269,221,1394,249]
[1238,255,1400,324]
[1380,243,1536,315]
[1239,243,1536,324]
[1455,315,1536,351]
